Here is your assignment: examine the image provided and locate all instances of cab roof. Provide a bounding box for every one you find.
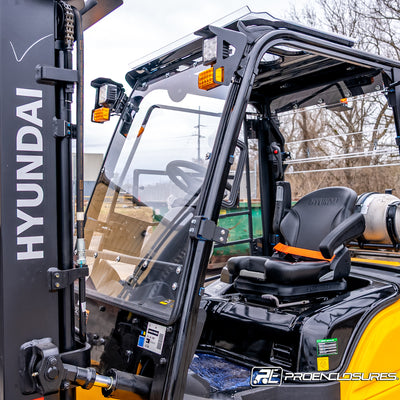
[125,11,400,108]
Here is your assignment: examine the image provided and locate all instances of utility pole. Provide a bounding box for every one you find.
[194,107,205,161]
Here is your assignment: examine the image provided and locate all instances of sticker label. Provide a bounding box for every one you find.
[317,357,330,371]
[137,322,166,355]
[317,338,338,356]
[159,299,174,307]
[137,335,145,347]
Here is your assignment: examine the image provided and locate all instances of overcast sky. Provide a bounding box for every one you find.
[83,0,308,154]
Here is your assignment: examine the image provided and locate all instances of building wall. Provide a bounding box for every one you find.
[72,153,104,199]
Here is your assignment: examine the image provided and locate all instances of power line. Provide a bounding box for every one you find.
[285,127,396,146]
[286,162,400,175]
[286,149,398,165]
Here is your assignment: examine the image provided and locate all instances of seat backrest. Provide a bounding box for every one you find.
[280,187,357,251]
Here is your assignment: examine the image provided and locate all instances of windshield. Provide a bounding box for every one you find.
[85,64,230,322]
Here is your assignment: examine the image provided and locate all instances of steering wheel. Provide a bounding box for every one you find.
[166,160,206,194]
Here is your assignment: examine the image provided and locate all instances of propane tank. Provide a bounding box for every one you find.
[357,193,400,244]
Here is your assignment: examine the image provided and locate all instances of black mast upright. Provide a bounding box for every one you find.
[0,1,61,399]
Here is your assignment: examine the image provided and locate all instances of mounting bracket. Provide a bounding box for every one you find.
[189,216,229,244]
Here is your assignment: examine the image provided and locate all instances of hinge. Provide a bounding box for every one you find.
[48,266,89,291]
[189,216,229,244]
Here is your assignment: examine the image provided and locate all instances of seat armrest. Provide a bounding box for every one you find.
[319,213,365,259]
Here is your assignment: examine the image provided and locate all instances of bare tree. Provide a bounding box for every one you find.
[281,0,400,198]
[290,0,400,56]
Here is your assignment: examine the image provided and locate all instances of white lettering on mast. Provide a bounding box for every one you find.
[16,88,44,260]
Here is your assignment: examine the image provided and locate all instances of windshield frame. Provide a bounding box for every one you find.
[84,61,233,324]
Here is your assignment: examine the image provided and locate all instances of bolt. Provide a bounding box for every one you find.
[172,282,178,291]
[94,252,98,258]
[61,381,71,390]
[176,266,182,275]
[191,219,197,224]
[166,326,173,333]
[48,356,58,366]
[219,237,224,242]
[116,256,121,262]
[55,283,60,288]
[55,272,60,278]
[99,305,106,312]
[125,350,133,363]
[160,358,167,365]
[46,366,59,380]
[221,230,225,235]
[142,261,148,269]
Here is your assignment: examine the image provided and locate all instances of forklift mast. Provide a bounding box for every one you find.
[0,2,61,399]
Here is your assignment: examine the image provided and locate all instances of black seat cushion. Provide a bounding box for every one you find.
[264,258,330,284]
[228,256,331,284]
[280,187,357,251]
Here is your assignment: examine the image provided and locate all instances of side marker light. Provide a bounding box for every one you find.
[91,107,110,123]
[198,67,224,91]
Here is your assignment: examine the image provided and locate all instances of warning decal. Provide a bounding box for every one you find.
[137,322,166,355]
[317,338,338,356]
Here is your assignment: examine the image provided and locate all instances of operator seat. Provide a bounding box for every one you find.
[223,187,365,298]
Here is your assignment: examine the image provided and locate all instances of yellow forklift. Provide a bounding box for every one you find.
[2,1,400,400]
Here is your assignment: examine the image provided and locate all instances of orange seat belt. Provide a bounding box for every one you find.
[274,242,334,262]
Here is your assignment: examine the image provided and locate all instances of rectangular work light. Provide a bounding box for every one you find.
[98,83,118,108]
[202,36,218,66]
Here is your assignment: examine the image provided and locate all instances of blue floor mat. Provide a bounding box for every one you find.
[189,353,251,391]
